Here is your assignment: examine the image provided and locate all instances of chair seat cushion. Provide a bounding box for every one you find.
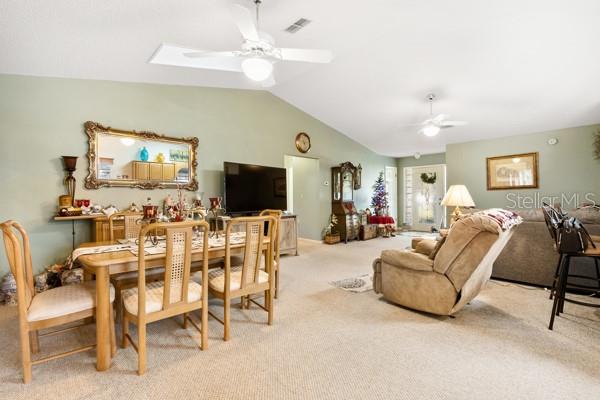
[208,266,269,293]
[122,281,202,315]
[27,281,115,322]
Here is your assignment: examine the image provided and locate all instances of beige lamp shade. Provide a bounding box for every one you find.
[441,185,475,208]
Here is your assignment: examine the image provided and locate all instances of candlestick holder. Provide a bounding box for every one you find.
[61,156,78,206]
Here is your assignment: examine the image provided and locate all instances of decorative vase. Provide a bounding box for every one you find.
[156,152,165,163]
[140,147,149,162]
[143,204,158,220]
[209,197,222,210]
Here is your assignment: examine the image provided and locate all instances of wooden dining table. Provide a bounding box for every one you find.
[76,238,253,371]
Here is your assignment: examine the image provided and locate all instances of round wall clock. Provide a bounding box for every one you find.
[295,132,311,153]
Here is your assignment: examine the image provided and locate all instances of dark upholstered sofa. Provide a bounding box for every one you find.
[492,207,600,287]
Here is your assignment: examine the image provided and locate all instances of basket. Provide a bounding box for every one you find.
[324,234,341,244]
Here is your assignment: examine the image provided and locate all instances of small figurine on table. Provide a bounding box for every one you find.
[129,202,140,213]
[102,205,118,217]
[164,194,174,210]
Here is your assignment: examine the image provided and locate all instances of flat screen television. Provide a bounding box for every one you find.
[224,162,287,213]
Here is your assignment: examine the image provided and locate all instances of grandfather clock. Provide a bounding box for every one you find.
[331,162,360,243]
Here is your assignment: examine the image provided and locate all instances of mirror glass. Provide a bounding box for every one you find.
[97,132,190,182]
[333,171,341,201]
[85,121,198,190]
[342,171,353,201]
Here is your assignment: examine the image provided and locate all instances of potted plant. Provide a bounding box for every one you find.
[323,214,340,244]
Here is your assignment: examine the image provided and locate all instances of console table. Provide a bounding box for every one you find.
[53,214,105,250]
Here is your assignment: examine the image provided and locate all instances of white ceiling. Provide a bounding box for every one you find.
[1,0,599,157]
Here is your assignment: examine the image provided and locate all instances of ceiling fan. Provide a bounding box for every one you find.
[149,0,334,87]
[412,94,468,137]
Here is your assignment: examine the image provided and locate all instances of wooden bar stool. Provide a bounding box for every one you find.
[549,250,600,330]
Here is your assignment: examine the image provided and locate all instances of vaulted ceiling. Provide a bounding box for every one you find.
[1,0,599,156]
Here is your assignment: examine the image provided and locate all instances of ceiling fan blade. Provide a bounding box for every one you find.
[279,48,334,63]
[440,121,469,127]
[230,4,260,42]
[185,51,239,58]
[149,44,242,72]
[261,74,276,88]
[432,113,449,122]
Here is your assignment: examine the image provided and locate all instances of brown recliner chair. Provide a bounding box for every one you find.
[373,214,515,315]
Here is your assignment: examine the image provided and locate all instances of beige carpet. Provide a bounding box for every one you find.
[1,237,600,400]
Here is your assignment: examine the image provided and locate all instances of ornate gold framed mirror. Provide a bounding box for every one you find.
[84,121,198,190]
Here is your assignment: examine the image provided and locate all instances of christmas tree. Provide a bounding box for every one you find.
[371,171,389,214]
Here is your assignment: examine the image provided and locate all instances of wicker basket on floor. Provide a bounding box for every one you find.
[324,234,341,244]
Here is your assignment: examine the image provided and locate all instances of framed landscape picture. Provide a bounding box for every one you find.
[486,152,539,190]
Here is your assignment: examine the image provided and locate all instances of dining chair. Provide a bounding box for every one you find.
[108,211,143,241]
[1,220,116,383]
[120,220,210,375]
[108,211,164,323]
[207,215,276,341]
[259,209,282,299]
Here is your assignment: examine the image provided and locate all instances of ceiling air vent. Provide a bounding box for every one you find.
[284,18,312,33]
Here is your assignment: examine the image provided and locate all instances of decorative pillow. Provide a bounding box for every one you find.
[414,239,437,256]
[475,208,523,231]
[428,236,447,260]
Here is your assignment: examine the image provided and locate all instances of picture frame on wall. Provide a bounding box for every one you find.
[486,152,539,190]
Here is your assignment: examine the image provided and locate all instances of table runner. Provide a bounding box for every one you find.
[71,244,136,261]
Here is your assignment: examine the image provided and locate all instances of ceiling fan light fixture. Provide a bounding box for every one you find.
[422,124,440,137]
[241,57,273,81]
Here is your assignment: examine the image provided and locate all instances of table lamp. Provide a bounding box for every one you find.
[441,185,475,223]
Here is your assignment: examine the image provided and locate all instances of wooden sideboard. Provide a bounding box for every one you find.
[132,161,176,181]
[279,215,298,256]
[94,216,124,241]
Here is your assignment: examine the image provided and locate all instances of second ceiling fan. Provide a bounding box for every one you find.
[149,0,334,87]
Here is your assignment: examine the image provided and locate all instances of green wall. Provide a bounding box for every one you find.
[0,74,393,275]
[396,153,446,224]
[446,125,600,210]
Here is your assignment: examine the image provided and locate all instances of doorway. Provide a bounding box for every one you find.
[284,155,320,240]
[385,166,398,225]
[403,164,447,231]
